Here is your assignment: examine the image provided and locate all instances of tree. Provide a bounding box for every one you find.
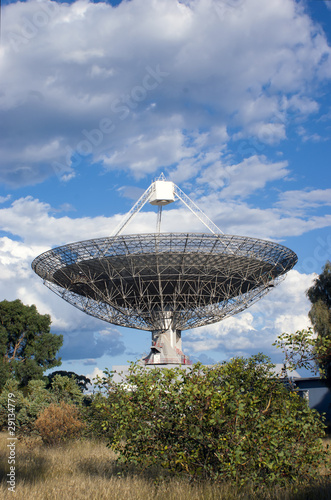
[307,261,331,386]
[273,262,331,384]
[46,371,91,393]
[49,374,84,406]
[94,356,326,486]
[0,325,11,387]
[0,378,54,435]
[0,299,63,388]
[273,327,330,376]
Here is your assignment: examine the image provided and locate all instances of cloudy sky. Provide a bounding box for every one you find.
[0,0,330,380]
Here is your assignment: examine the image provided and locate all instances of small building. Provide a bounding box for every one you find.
[294,377,331,428]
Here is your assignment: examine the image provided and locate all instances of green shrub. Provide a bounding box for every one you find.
[83,392,115,440]
[95,355,327,486]
[0,378,53,435]
[49,374,84,405]
[34,401,85,445]
[0,374,85,437]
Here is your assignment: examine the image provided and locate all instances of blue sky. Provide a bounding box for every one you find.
[0,0,330,380]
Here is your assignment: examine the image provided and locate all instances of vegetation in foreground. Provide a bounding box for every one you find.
[0,434,330,500]
[0,356,329,499]
[95,355,328,487]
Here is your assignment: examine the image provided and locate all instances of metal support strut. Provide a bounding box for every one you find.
[111,173,223,236]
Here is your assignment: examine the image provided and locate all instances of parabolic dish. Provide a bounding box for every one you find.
[31,232,297,332]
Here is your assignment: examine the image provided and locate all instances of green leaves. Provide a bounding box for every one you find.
[307,261,331,387]
[0,373,88,437]
[92,356,327,486]
[0,299,63,388]
[48,374,84,406]
[274,328,331,378]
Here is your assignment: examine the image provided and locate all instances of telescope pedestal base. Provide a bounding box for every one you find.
[143,327,191,365]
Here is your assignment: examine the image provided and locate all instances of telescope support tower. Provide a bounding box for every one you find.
[144,327,190,365]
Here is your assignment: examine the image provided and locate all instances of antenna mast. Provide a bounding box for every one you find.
[111,173,223,236]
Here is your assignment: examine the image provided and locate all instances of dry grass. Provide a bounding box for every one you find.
[0,432,330,500]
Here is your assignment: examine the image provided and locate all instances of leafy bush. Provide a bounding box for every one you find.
[34,401,85,445]
[49,374,84,405]
[0,378,53,435]
[0,374,85,436]
[83,392,116,440]
[94,355,327,486]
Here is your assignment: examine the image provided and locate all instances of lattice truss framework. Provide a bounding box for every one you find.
[32,233,298,332]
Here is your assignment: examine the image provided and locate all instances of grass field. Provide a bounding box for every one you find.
[0,433,330,500]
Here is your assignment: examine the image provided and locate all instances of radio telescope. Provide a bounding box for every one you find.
[32,175,297,365]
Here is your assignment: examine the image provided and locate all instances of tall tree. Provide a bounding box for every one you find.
[0,299,63,388]
[307,261,331,386]
[0,325,11,387]
[46,371,91,392]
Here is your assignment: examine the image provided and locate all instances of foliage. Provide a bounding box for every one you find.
[307,261,331,386]
[34,401,86,445]
[46,370,91,392]
[49,374,84,406]
[0,378,53,435]
[0,374,85,436]
[273,327,331,375]
[0,299,63,388]
[83,391,118,440]
[0,326,11,388]
[0,434,330,499]
[94,355,326,486]
[273,262,331,385]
